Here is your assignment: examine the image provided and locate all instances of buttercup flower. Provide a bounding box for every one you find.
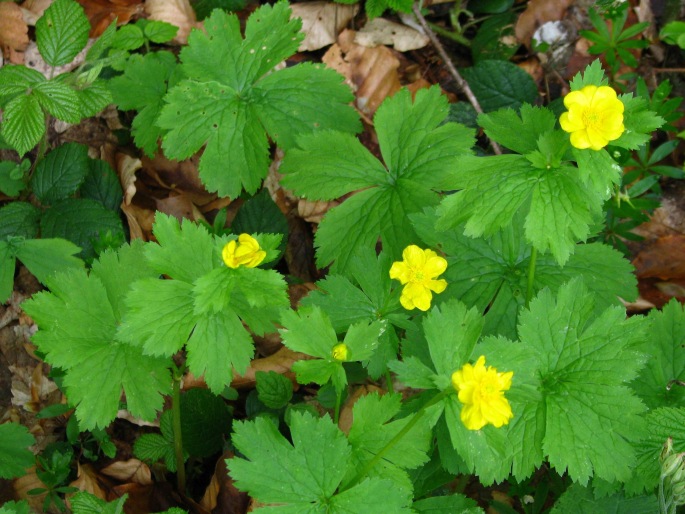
[559,85,625,150]
[331,343,349,361]
[389,245,447,311]
[451,355,513,431]
[222,234,266,269]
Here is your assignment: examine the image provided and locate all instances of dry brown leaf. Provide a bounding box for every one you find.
[155,193,205,222]
[9,364,59,413]
[514,0,573,47]
[290,2,358,51]
[231,347,310,389]
[0,3,30,53]
[116,153,142,206]
[76,0,144,37]
[633,235,685,279]
[338,384,384,434]
[298,198,339,224]
[323,29,401,117]
[145,0,202,45]
[200,451,249,513]
[355,18,429,52]
[21,0,54,18]
[13,467,48,510]
[101,458,153,485]
[67,462,107,500]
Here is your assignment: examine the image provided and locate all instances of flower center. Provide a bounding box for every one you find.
[582,108,600,129]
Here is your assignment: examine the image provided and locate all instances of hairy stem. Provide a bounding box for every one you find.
[412,3,502,155]
[171,366,186,493]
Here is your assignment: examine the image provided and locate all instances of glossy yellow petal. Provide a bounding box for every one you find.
[389,261,411,284]
[559,112,584,132]
[569,130,591,149]
[423,255,448,278]
[390,245,448,311]
[564,87,593,109]
[585,126,609,151]
[402,245,426,268]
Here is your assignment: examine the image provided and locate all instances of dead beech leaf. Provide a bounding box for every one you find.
[231,347,310,389]
[145,0,202,45]
[200,451,249,513]
[67,462,107,500]
[13,467,48,510]
[9,364,59,413]
[155,193,205,222]
[76,0,145,37]
[0,2,30,53]
[290,2,358,51]
[298,198,339,223]
[514,0,573,47]
[116,153,141,206]
[101,458,153,485]
[632,235,685,280]
[355,18,429,52]
[21,0,54,18]
[323,29,401,117]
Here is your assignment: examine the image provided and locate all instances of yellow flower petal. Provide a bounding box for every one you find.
[390,245,448,311]
[561,85,625,150]
[564,87,594,109]
[222,234,266,269]
[427,278,447,294]
[402,245,426,268]
[389,261,411,284]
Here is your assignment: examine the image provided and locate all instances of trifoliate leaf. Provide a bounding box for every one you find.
[229,412,412,513]
[158,3,359,198]
[32,79,82,123]
[517,278,648,485]
[412,208,636,339]
[627,407,685,494]
[144,20,179,43]
[71,78,113,118]
[36,0,90,67]
[256,370,293,409]
[31,142,90,204]
[281,86,474,273]
[70,490,128,514]
[22,243,170,430]
[40,198,125,261]
[0,201,41,239]
[632,300,685,409]
[0,422,35,479]
[180,388,232,458]
[478,104,556,154]
[436,154,605,265]
[112,25,145,51]
[133,410,178,471]
[550,483,657,514]
[1,91,44,156]
[461,60,538,112]
[109,52,179,157]
[80,159,124,212]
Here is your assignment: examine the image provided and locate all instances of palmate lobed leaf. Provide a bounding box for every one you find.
[22,242,171,430]
[281,86,474,273]
[0,422,35,479]
[157,2,359,198]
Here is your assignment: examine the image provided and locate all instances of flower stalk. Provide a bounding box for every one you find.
[171,364,186,493]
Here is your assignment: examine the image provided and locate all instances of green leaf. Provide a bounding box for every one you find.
[33,79,82,123]
[551,483,657,514]
[133,410,178,471]
[231,189,288,257]
[158,3,359,198]
[280,306,339,359]
[0,65,45,98]
[517,279,648,485]
[461,60,538,112]
[0,201,41,239]
[109,51,179,156]
[80,159,124,211]
[180,388,232,458]
[613,94,665,150]
[1,92,44,156]
[229,411,412,512]
[478,104,557,154]
[112,24,145,51]
[256,370,293,409]
[70,491,128,514]
[14,238,84,286]
[72,78,113,118]
[0,160,28,197]
[22,244,170,430]
[86,20,117,62]
[436,155,604,265]
[0,500,32,514]
[281,86,473,273]
[569,59,609,90]
[627,407,685,494]
[631,300,685,409]
[144,20,179,43]
[413,495,481,513]
[36,0,90,67]
[40,198,125,261]
[31,142,90,204]
[0,242,15,303]
[0,422,35,479]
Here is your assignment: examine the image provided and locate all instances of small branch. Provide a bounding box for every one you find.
[412,3,502,155]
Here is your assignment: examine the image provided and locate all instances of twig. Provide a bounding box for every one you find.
[412,3,502,155]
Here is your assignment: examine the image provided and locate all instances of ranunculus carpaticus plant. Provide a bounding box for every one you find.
[17,11,685,510]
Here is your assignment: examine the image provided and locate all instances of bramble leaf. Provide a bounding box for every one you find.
[281,86,474,273]
[158,3,359,198]
[36,0,90,67]
[31,143,90,204]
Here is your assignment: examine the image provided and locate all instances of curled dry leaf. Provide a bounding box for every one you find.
[200,451,249,513]
[355,17,429,52]
[67,462,107,500]
[116,154,141,206]
[101,458,153,485]
[21,0,54,19]
[323,28,401,117]
[145,0,202,45]
[155,193,205,222]
[76,0,145,37]
[9,363,59,413]
[290,2,358,51]
[0,2,30,53]
[298,198,339,224]
[515,0,573,47]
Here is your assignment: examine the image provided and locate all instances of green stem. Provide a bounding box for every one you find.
[171,366,186,493]
[525,247,538,308]
[427,22,471,47]
[344,388,451,490]
[385,369,394,393]
[334,387,343,425]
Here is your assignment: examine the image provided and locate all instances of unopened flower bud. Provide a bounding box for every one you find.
[662,438,675,462]
[331,343,349,362]
[662,453,684,479]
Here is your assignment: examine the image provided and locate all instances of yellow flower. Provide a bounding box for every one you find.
[222,234,266,269]
[559,85,625,150]
[331,343,349,361]
[389,245,447,311]
[451,355,513,431]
